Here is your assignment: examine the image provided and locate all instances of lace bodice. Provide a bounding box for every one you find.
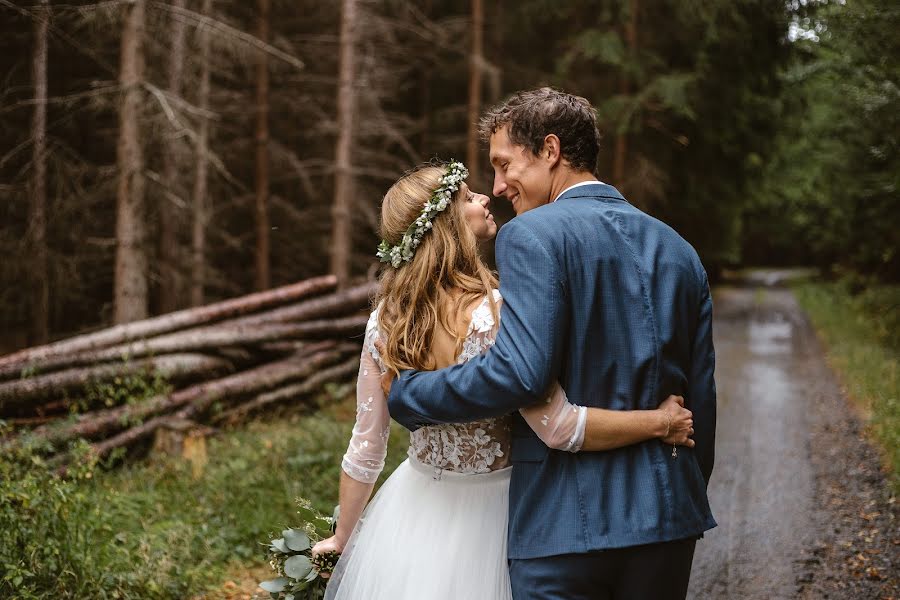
[341,290,587,483]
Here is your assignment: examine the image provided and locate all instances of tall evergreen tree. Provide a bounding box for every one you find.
[114,0,149,323]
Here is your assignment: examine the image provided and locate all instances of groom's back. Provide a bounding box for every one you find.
[505,182,716,558]
[534,187,704,413]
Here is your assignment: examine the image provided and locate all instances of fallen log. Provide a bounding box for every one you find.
[257,341,308,355]
[229,280,377,327]
[0,315,369,379]
[27,341,338,451]
[83,346,354,461]
[215,355,360,425]
[0,354,233,413]
[0,275,338,377]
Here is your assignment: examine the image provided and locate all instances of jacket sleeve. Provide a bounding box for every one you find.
[689,271,716,485]
[387,217,569,430]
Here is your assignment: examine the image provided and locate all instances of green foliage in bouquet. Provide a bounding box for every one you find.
[261,498,341,600]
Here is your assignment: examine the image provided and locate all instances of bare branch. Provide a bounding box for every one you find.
[150,1,305,71]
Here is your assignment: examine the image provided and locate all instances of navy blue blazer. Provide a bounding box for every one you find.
[387,183,717,559]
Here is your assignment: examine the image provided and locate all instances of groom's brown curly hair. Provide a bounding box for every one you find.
[479,87,601,174]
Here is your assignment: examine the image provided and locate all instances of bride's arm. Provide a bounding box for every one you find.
[312,472,374,562]
[519,385,694,452]
[312,327,389,562]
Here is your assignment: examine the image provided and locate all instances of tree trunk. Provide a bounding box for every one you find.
[27,342,337,449]
[418,0,433,155]
[28,0,50,344]
[151,418,214,479]
[1,314,367,377]
[613,0,637,187]
[330,0,357,288]
[159,0,189,313]
[191,0,212,306]
[489,0,503,102]
[466,0,484,185]
[114,0,148,323]
[231,280,376,327]
[85,347,345,460]
[254,0,271,291]
[0,353,231,411]
[0,275,337,375]
[215,355,359,424]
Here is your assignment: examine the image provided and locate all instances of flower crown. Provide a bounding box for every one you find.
[376,160,469,268]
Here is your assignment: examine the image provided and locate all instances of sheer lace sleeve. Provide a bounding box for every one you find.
[340,310,391,483]
[519,383,587,452]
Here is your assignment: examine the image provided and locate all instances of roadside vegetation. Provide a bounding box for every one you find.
[793,279,900,491]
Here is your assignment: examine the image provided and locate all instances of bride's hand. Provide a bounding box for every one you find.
[658,395,695,447]
[311,536,344,579]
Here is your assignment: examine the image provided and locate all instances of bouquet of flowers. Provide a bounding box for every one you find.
[259,498,341,600]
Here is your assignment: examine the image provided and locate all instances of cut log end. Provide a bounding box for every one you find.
[151,418,215,479]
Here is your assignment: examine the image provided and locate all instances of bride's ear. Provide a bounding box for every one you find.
[542,134,562,167]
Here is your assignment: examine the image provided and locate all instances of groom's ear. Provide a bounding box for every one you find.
[542,134,562,167]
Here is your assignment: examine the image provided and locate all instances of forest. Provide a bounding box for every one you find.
[1,0,895,351]
[1,1,898,598]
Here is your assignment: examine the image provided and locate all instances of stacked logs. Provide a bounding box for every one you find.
[0,275,377,464]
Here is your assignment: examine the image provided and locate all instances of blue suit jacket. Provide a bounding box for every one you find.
[387,183,716,559]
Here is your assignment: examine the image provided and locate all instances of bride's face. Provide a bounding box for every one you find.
[459,183,497,242]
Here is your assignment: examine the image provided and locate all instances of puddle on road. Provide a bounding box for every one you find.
[748,318,793,356]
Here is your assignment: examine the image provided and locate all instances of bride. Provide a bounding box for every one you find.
[311,161,694,599]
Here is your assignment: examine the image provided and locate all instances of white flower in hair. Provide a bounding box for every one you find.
[376,160,468,268]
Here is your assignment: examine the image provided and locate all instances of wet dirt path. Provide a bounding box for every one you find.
[688,281,817,599]
[688,273,898,599]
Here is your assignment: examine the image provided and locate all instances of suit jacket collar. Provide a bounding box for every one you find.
[555,182,627,204]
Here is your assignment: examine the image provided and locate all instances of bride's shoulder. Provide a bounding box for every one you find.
[467,289,502,335]
[366,301,382,327]
[365,301,384,340]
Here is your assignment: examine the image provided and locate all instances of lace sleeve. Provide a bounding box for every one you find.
[519,383,587,452]
[340,312,391,483]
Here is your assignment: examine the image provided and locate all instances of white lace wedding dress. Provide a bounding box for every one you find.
[324,291,587,600]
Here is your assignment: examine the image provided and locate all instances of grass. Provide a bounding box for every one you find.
[1,387,412,599]
[793,279,900,490]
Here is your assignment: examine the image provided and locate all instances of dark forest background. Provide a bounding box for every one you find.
[1,0,897,350]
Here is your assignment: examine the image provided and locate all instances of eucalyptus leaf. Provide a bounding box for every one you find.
[284,554,313,579]
[283,529,310,552]
[259,577,290,593]
[304,567,319,582]
[271,538,290,553]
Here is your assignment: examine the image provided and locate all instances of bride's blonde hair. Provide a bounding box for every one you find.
[376,164,498,375]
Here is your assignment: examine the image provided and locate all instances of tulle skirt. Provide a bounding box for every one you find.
[324,454,513,600]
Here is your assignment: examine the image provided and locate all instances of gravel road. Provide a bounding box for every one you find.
[688,275,898,599]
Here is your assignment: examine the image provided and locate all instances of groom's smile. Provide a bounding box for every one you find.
[488,125,552,215]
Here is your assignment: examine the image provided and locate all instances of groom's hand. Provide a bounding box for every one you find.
[373,340,395,397]
[659,395,695,447]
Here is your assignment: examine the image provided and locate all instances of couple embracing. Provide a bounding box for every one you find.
[311,87,717,600]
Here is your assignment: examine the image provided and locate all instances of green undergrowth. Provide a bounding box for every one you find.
[793,279,900,491]
[1,389,410,599]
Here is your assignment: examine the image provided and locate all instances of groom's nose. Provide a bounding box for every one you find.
[492,174,506,198]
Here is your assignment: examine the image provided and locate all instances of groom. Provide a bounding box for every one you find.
[387,88,716,600]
